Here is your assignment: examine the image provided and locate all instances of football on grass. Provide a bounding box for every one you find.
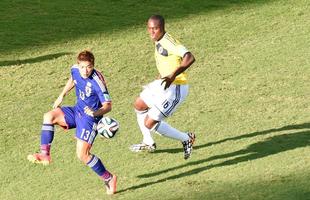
[97,116,119,139]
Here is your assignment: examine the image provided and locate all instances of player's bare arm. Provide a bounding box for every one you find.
[28,51,118,195]
[84,102,112,117]
[53,76,75,108]
[161,52,195,89]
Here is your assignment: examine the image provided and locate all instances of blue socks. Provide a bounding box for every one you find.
[40,124,112,181]
[40,124,54,155]
[87,155,112,181]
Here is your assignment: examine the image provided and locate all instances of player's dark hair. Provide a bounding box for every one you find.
[77,50,95,66]
[149,14,165,30]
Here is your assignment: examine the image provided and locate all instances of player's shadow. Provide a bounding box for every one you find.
[154,122,310,154]
[0,52,72,67]
[117,123,310,193]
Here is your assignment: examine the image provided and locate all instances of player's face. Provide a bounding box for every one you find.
[78,61,94,78]
[147,19,164,41]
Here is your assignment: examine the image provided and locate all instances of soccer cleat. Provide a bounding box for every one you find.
[129,143,156,152]
[105,174,117,195]
[27,153,51,165]
[182,132,196,160]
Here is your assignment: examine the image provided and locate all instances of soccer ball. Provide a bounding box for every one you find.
[97,116,119,139]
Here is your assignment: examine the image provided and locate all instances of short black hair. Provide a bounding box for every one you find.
[149,14,165,30]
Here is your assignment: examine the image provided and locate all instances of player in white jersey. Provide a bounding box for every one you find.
[130,15,196,159]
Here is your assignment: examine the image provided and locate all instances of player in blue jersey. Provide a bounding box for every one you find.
[27,50,117,195]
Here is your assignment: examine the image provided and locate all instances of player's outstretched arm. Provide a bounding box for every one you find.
[53,76,75,108]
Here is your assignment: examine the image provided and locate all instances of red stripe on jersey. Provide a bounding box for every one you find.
[95,70,107,86]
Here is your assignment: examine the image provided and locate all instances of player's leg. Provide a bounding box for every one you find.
[76,140,116,194]
[130,97,156,152]
[76,117,116,195]
[147,84,196,159]
[130,81,159,152]
[146,112,196,159]
[151,118,196,159]
[145,115,189,141]
[130,99,156,152]
[27,107,70,165]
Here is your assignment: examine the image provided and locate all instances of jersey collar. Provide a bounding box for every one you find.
[155,32,166,43]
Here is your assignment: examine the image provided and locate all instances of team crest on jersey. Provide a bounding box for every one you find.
[156,43,168,56]
[85,82,92,97]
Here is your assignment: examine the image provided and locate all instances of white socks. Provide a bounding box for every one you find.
[155,121,189,142]
[136,109,189,143]
[136,109,155,145]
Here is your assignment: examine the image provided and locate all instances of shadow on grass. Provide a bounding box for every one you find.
[118,123,310,193]
[0,52,72,67]
[154,123,310,154]
[0,0,274,53]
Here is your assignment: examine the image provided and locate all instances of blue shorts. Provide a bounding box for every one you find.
[61,106,100,145]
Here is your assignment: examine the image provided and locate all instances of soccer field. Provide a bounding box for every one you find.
[0,0,310,199]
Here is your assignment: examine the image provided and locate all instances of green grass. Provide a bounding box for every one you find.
[1,0,310,199]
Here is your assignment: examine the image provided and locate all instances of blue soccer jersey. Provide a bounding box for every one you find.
[71,64,111,114]
[60,65,112,144]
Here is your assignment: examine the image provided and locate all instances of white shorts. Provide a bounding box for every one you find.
[140,79,189,121]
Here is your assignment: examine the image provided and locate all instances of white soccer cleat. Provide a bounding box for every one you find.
[130,143,156,152]
[182,132,196,160]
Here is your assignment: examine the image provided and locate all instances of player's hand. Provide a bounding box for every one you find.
[161,74,175,90]
[53,95,64,109]
[84,106,94,117]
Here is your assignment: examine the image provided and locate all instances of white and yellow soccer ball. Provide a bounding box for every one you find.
[97,116,119,139]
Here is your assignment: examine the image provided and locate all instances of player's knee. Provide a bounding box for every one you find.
[144,121,152,129]
[144,118,157,130]
[43,112,54,123]
[134,98,148,111]
[133,100,141,110]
